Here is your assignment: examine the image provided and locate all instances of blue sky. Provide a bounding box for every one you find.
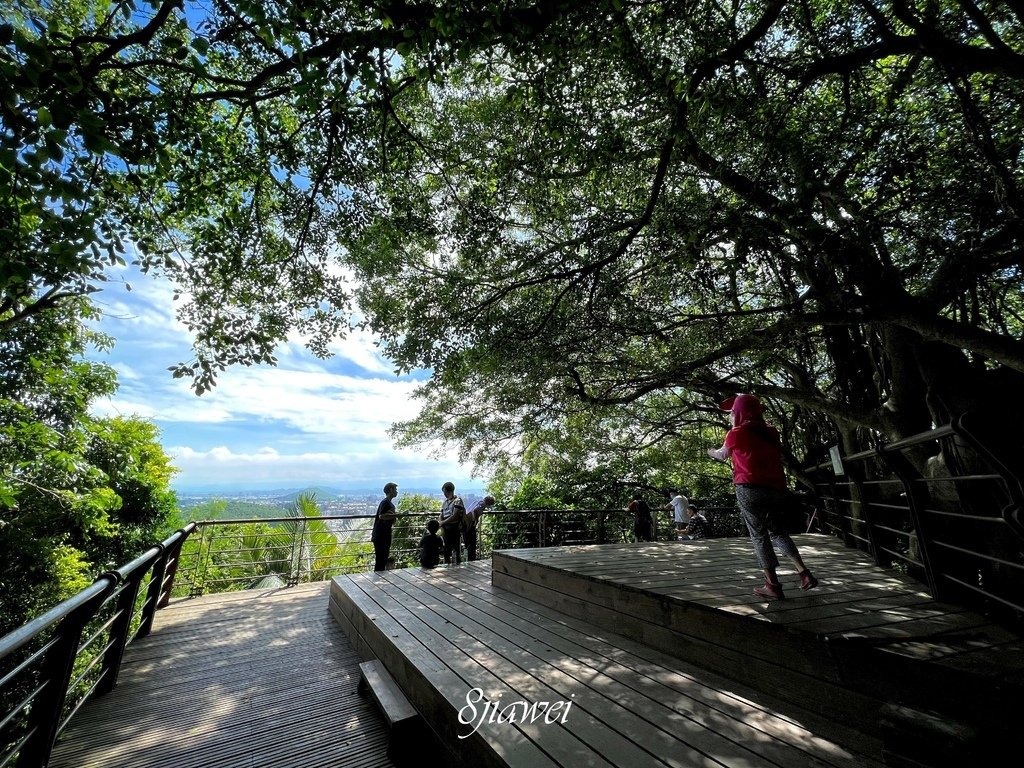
[86,264,481,493]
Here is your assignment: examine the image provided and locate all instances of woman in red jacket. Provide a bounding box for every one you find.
[708,394,819,600]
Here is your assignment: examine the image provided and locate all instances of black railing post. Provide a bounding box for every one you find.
[139,544,168,639]
[952,413,1024,543]
[851,457,886,567]
[94,582,140,698]
[877,449,942,600]
[192,523,212,597]
[158,523,196,609]
[16,576,116,768]
[820,468,854,547]
[288,518,306,586]
[96,547,161,697]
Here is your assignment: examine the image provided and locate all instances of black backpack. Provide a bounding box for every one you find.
[636,499,653,521]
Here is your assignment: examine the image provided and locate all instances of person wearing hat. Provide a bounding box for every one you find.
[707,394,819,600]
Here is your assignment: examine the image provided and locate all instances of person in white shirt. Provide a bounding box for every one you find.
[662,492,691,540]
[463,494,495,561]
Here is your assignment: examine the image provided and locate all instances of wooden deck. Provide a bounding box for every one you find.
[48,582,394,768]
[43,536,1023,768]
[333,536,1023,768]
[491,536,1023,752]
[331,559,892,768]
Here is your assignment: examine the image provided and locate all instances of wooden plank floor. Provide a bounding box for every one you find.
[331,562,888,768]
[490,535,1024,755]
[49,582,394,768]
[495,534,1024,671]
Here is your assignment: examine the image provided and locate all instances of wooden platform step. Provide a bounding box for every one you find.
[330,562,889,768]
[358,659,436,766]
[359,660,420,729]
[490,537,1021,763]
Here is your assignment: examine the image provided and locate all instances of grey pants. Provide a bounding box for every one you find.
[735,484,800,570]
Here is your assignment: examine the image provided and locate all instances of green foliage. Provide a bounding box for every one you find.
[0,301,179,634]
[391,492,440,567]
[396,492,441,517]
[3,1,1023,515]
[48,544,93,600]
[466,396,737,511]
[85,416,181,566]
[174,493,372,594]
[349,0,1024,481]
[187,499,291,520]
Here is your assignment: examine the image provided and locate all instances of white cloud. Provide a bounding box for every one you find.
[328,333,395,375]
[168,444,471,488]
[94,275,191,337]
[277,324,395,376]
[85,264,479,492]
[179,366,423,435]
[91,395,235,424]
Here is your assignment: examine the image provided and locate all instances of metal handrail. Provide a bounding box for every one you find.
[170,505,746,597]
[0,524,196,768]
[807,414,1024,622]
[0,504,744,767]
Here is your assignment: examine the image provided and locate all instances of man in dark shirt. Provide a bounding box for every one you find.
[372,482,399,571]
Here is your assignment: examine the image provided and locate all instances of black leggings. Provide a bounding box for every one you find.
[373,537,392,571]
[442,527,462,564]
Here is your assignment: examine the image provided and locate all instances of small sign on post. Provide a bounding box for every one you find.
[829,445,845,476]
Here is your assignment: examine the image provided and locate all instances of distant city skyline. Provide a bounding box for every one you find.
[175,482,486,496]
[87,261,483,492]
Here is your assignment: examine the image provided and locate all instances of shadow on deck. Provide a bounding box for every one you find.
[48,582,394,768]
[331,535,1023,768]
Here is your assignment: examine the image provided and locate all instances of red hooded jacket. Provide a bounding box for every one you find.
[721,395,786,489]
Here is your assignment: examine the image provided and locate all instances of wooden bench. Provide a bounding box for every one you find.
[357,659,431,765]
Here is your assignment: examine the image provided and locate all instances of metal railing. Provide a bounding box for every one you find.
[0,524,193,768]
[806,412,1024,624]
[6,426,1021,768]
[0,504,743,767]
[173,507,741,596]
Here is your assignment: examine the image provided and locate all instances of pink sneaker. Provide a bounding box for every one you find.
[799,570,819,591]
[753,581,785,600]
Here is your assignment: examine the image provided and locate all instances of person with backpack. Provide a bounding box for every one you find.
[626,494,655,542]
[438,481,466,564]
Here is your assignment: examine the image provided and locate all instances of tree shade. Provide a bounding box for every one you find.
[2,1,1022,470]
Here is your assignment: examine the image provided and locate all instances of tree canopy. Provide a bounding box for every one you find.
[3,1,1022,475]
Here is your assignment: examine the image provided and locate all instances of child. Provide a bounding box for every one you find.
[419,519,443,569]
[680,507,708,540]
